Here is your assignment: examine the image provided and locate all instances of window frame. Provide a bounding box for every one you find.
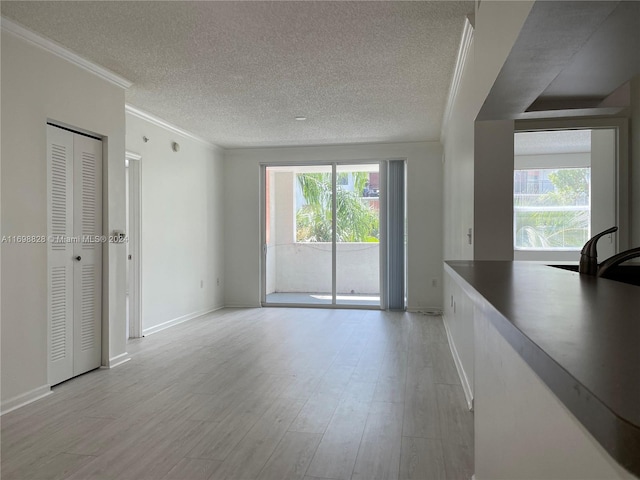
[513,117,629,261]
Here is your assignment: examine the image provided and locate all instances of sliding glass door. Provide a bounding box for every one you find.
[335,164,380,306]
[264,165,333,305]
[262,163,381,308]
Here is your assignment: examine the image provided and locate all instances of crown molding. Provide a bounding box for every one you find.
[125,104,221,151]
[1,16,132,89]
[440,16,474,143]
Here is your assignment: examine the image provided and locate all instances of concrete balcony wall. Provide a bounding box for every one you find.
[271,242,379,294]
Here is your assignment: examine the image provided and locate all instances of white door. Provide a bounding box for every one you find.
[48,126,74,385]
[125,153,141,339]
[72,133,102,376]
[48,125,102,385]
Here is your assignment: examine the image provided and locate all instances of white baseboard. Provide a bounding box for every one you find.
[1,384,52,416]
[142,305,223,336]
[442,313,474,411]
[100,352,131,369]
[224,303,261,309]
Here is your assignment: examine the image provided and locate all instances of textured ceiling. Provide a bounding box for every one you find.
[1,1,473,148]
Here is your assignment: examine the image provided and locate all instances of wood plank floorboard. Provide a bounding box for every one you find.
[442,440,474,480]
[162,458,222,480]
[206,397,306,480]
[1,308,473,479]
[435,384,474,448]
[255,431,322,480]
[304,394,371,480]
[288,392,342,434]
[351,401,404,480]
[399,436,447,480]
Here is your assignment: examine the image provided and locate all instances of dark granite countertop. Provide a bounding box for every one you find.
[445,260,640,477]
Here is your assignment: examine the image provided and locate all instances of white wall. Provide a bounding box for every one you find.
[224,142,443,310]
[590,129,617,258]
[442,1,534,262]
[442,34,476,262]
[631,76,640,248]
[474,119,515,260]
[125,114,225,335]
[1,31,127,407]
[441,1,534,409]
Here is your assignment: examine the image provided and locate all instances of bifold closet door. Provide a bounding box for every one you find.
[47,125,102,386]
[72,132,102,378]
[48,126,74,385]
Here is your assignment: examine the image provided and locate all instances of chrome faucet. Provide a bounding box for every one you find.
[579,226,618,275]
[598,246,640,277]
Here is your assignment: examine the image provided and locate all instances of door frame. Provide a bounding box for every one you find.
[125,151,142,339]
[46,121,105,385]
[259,160,389,310]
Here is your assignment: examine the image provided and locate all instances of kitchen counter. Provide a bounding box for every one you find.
[445,260,640,477]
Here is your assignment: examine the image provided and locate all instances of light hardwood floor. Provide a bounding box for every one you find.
[1,308,473,480]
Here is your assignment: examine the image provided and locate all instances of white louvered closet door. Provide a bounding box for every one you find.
[48,126,75,385]
[72,133,102,377]
[47,125,102,386]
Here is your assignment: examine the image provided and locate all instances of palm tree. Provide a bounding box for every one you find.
[296,172,379,243]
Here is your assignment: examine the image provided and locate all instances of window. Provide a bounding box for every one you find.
[514,129,595,252]
[513,124,621,262]
[514,167,590,250]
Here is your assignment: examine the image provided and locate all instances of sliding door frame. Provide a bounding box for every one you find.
[260,159,394,310]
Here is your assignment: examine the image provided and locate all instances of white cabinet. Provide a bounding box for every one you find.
[473,293,633,479]
[443,266,475,408]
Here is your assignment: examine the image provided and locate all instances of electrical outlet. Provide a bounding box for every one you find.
[200,280,203,288]
[432,278,438,287]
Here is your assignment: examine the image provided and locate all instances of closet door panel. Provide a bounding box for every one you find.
[72,134,103,376]
[47,125,74,385]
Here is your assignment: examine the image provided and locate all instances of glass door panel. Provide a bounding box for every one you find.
[264,165,333,305]
[335,164,380,306]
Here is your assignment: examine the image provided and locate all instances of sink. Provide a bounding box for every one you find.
[549,264,640,287]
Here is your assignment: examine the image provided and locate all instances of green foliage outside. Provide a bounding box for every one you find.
[546,169,589,205]
[296,172,379,243]
[515,168,590,249]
